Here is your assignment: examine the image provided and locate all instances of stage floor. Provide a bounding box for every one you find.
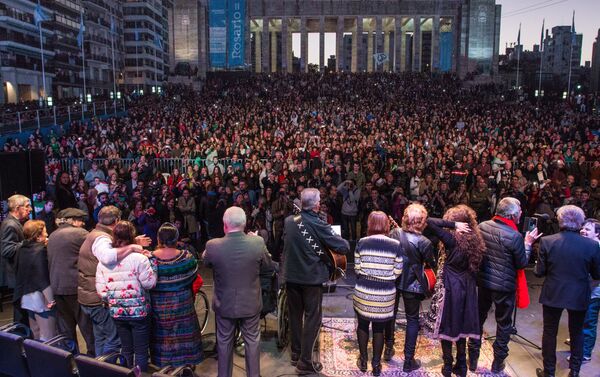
[2,267,599,377]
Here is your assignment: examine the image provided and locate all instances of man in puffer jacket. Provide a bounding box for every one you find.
[96,221,157,372]
[467,197,540,374]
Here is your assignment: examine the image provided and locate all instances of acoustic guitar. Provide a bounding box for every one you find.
[293,204,347,282]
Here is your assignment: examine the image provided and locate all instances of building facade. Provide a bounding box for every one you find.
[1,0,54,104]
[543,26,583,86]
[123,0,171,95]
[592,29,600,94]
[177,0,501,76]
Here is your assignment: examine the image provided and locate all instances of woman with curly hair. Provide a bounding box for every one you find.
[426,205,485,377]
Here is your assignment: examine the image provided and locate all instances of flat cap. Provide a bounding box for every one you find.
[57,208,88,219]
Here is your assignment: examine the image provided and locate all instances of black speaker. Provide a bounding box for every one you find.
[0,151,46,200]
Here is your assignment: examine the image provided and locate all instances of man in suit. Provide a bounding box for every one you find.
[535,205,600,377]
[0,194,32,326]
[203,206,273,377]
[283,188,349,374]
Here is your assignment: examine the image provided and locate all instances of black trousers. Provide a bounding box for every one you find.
[384,290,401,346]
[286,283,323,367]
[541,305,586,375]
[55,294,95,355]
[402,292,423,360]
[468,287,515,362]
[356,316,386,365]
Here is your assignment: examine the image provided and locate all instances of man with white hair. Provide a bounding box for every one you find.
[203,206,273,377]
[468,197,541,373]
[0,194,32,326]
[535,206,600,377]
[283,188,349,374]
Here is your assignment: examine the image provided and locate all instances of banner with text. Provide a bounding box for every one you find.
[209,0,227,68]
[227,0,245,68]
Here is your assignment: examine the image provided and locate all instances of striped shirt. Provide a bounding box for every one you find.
[355,234,403,281]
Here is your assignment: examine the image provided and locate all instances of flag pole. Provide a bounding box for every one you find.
[516,23,521,90]
[110,14,117,116]
[567,11,575,99]
[135,34,140,94]
[538,19,544,100]
[37,0,47,107]
[81,10,87,120]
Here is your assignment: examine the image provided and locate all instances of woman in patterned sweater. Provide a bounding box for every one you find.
[353,211,403,376]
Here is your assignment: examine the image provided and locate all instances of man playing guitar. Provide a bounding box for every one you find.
[282,188,350,374]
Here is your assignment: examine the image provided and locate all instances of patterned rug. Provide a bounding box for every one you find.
[319,318,517,376]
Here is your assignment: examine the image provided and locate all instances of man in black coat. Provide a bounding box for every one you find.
[0,194,32,326]
[534,205,600,377]
[283,188,349,374]
[468,197,540,373]
[203,207,274,377]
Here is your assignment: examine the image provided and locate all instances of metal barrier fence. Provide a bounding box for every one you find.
[58,158,242,174]
[0,100,128,134]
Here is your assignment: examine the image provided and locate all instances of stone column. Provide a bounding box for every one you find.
[394,16,402,72]
[198,4,208,78]
[255,31,262,73]
[262,18,270,73]
[287,32,293,73]
[281,18,288,72]
[383,31,390,72]
[244,16,251,72]
[351,20,358,72]
[319,17,325,71]
[375,16,383,71]
[413,16,421,72]
[271,31,277,72]
[432,16,440,71]
[355,16,363,72]
[300,17,308,72]
[336,16,344,71]
[366,30,373,72]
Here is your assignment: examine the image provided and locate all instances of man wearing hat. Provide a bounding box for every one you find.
[47,208,95,355]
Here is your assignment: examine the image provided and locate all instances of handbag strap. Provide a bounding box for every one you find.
[294,215,330,266]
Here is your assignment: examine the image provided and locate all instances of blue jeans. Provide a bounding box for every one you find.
[81,305,121,357]
[116,317,150,371]
[583,298,600,358]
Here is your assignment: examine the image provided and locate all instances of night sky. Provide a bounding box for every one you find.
[497,0,599,63]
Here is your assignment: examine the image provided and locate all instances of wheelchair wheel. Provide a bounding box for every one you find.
[195,290,210,334]
[276,287,289,349]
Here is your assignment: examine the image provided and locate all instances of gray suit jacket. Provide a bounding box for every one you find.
[0,214,24,288]
[203,231,273,318]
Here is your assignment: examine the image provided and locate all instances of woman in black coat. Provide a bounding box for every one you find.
[425,205,485,377]
[55,171,77,210]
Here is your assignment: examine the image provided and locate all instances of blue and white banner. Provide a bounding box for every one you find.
[227,0,245,68]
[373,52,389,66]
[209,0,227,68]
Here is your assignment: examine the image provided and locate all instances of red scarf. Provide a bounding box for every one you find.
[492,216,530,308]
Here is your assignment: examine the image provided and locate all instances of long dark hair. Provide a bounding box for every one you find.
[443,205,485,273]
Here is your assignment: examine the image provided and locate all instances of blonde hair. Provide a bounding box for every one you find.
[402,203,428,234]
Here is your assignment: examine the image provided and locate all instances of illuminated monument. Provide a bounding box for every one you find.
[170,0,501,78]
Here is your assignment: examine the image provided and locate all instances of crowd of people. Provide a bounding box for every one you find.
[0,72,600,376]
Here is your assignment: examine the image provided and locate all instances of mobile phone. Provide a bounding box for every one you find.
[523,217,538,233]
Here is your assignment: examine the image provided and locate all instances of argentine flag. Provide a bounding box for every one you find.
[374,52,389,66]
[34,4,50,27]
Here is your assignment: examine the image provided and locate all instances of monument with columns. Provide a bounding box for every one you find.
[171,0,501,78]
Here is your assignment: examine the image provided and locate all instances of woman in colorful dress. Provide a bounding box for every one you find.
[353,211,403,376]
[150,223,203,367]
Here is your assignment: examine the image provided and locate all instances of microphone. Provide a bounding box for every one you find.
[533,213,550,221]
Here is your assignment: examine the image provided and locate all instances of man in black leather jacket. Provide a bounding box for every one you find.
[283,188,349,375]
[468,197,540,373]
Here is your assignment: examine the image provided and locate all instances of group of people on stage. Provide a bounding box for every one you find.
[1,184,600,377]
[1,194,203,373]
[284,190,600,377]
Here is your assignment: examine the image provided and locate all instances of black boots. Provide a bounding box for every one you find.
[383,341,395,362]
[491,358,506,374]
[356,356,367,372]
[403,357,421,373]
[372,362,382,376]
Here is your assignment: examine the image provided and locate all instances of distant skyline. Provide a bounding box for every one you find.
[497,0,599,63]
